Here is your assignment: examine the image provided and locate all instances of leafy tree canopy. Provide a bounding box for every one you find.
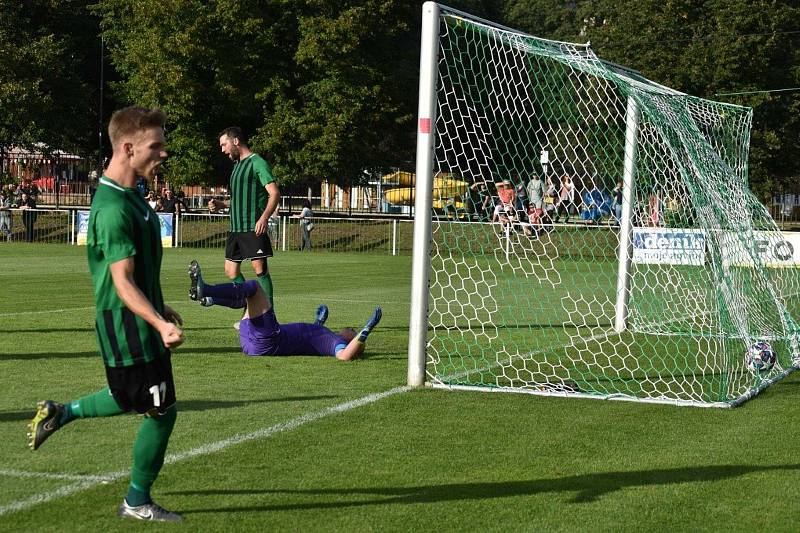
[0,0,100,154]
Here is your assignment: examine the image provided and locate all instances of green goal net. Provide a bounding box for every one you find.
[412,3,800,406]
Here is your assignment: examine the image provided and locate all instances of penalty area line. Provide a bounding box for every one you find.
[0,385,410,517]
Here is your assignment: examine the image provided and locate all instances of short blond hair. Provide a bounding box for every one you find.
[108,106,166,146]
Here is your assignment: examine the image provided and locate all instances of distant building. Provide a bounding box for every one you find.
[1,144,85,188]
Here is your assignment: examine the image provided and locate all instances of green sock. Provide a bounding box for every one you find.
[125,485,149,507]
[256,272,274,307]
[128,405,177,506]
[232,273,246,284]
[63,388,125,425]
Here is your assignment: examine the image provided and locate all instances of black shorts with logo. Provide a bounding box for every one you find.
[105,352,176,416]
[225,231,273,262]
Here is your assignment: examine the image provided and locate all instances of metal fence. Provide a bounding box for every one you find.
[0,209,415,255]
[177,214,414,255]
[0,208,74,243]
[769,203,800,231]
[2,207,796,252]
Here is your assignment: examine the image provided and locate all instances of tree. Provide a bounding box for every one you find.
[574,0,800,198]
[92,0,295,185]
[256,0,420,186]
[0,0,101,155]
[93,0,420,187]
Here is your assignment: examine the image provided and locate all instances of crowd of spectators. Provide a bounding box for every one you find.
[1,178,41,241]
[0,175,194,243]
[1,178,41,206]
[135,177,186,216]
[458,173,621,238]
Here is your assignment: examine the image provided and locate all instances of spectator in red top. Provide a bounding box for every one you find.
[494,179,515,207]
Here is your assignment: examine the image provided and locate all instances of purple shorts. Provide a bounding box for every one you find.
[239,309,347,357]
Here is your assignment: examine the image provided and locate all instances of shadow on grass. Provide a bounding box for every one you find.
[1,351,98,361]
[175,347,243,355]
[0,410,35,422]
[0,328,95,334]
[0,345,243,360]
[175,464,800,513]
[179,396,337,412]
[0,395,338,422]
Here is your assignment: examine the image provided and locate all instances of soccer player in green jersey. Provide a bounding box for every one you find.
[208,127,280,311]
[27,106,184,522]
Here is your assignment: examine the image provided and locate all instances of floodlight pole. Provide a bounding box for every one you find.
[408,1,440,387]
[614,95,640,332]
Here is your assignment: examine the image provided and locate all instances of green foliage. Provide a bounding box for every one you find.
[1,0,797,193]
[571,0,800,199]
[256,0,420,186]
[92,0,420,187]
[0,0,99,153]
[92,0,292,186]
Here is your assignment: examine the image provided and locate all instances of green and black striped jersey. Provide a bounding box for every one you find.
[87,177,166,367]
[229,154,275,232]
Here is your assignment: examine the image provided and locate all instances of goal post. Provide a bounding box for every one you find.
[407,1,440,387]
[408,3,800,406]
[614,96,640,333]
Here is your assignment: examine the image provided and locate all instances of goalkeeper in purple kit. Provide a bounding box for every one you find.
[189,260,381,360]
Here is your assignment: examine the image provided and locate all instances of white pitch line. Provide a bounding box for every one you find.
[0,386,410,517]
[0,479,117,517]
[0,306,95,318]
[0,469,116,482]
[163,386,409,465]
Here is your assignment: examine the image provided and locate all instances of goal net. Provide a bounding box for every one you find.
[408,3,800,406]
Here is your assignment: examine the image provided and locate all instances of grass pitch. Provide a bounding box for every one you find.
[2,243,800,531]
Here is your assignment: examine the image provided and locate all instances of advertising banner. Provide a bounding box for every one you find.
[158,212,174,248]
[76,210,174,248]
[720,231,800,267]
[76,210,90,245]
[632,228,706,266]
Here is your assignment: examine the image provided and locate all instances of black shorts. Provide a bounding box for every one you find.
[105,352,176,416]
[225,231,273,262]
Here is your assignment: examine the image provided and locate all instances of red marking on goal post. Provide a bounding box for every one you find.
[419,118,431,133]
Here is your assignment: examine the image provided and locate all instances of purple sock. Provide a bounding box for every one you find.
[203,280,259,300]
[208,295,247,309]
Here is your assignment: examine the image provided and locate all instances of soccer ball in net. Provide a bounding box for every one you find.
[745,342,776,373]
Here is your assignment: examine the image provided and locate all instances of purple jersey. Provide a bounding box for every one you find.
[239,309,347,356]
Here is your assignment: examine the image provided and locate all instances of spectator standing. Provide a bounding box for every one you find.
[514,177,527,213]
[175,190,187,214]
[297,198,314,251]
[19,192,37,242]
[16,178,39,202]
[89,170,99,203]
[146,191,158,210]
[495,179,515,208]
[525,174,545,237]
[469,181,492,221]
[544,176,558,223]
[526,173,545,211]
[160,189,182,216]
[554,174,573,223]
[612,180,624,226]
[0,189,12,240]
